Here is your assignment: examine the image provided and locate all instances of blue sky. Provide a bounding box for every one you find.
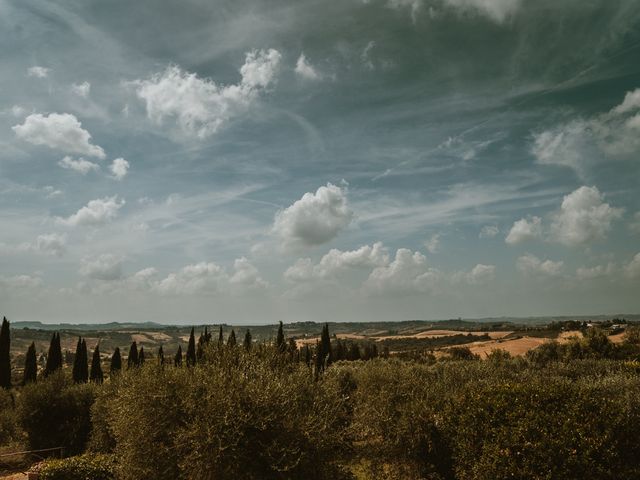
[1,0,639,324]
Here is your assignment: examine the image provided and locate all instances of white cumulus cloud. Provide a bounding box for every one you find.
[27,66,49,78]
[285,242,389,282]
[364,248,442,295]
[79,254,124,281]
[624,253,640,279]
[550,186,623,246]
[154,259,266,295]
[135,49,281,139]
[13,113,106,158]
[273,182,353,248]
[505,216,542,245]
[109,158,130,180]
[0,274,42,289]
[71,81,91,98]
[295,53,321,80]
[58,196,125,227]
[516,253,564,277]
[58,156,100,175]
[479,225,499,238]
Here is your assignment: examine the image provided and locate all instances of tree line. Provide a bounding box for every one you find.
[0,317,385,389]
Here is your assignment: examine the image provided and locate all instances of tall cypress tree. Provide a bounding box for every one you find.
[243,330,252,351]
[227,329,236,347]
[158,346,165,366]
[0,317,11,389]
[72,337,88,383]
[90,344,103,383]
[23,342,37,385]
[110,347,122,374]
[80,339,89,382]
[276,321,285,352]
[186,328,196,367]
[218,326,224,346]
[174,345,183,367]
[127,341,139,369]
[44,332,63,377]
[316,324,332,374]
[139,347,145,366]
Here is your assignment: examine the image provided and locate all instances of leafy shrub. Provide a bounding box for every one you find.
[0,388,19,445]
[36,453,115,480]
[98,346,352,480]
[17,371,96,456]
[441,376,640,479]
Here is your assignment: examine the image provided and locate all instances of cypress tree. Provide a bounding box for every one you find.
[127,341,139,369]
[23,342,37,385]
[315,324,332,374]
[158,346,165,366]
[90,344,103,384]
[276,321,285,352]
[44,332,63,377]
[243,330,252,351]
[174,345,183,367]
[348,342,361,361]
[303,344,311,366]
[218,326,224,346]
[186,327,196,367]
[72,337,89,383]
[320,323,332,366]
[110,347,122,374]
[80,339,89,382]
[139,347,145,366]
[227,329,236,347]
[0,317,11,389]
[204,326,211,343]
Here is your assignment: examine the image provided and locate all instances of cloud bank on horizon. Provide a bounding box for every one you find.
[1,0,639,324]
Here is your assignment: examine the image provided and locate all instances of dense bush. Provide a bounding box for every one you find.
[0,388,19,445]
[338,358,640,479]
[9,336,640,480]
[96,346,352,480]
[17,371,96,456]
[442,376,640,479]
[35,453,115,480]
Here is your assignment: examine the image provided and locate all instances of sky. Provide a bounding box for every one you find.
[1,0,639,324]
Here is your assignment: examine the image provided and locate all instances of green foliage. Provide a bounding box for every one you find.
[0,316,11,389]
[447,346,478,361]
[442,376,640,479]
[17,371,96,455]
[97,347,352,480]
[36,453,115,480]
[0,388,19,445]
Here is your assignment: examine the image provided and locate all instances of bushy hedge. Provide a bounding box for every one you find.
[13,341,640,479]
[17,371,97,456]
[35,453,115,480]
[94,346,352,480]
[336,358,640,479]
[0,388,19,445]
